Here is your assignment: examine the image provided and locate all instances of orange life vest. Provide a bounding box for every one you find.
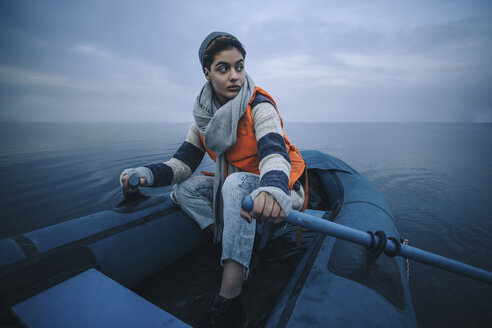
[199,86,306,191]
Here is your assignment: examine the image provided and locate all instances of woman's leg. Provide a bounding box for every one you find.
[172,175,215,231]
[220,172,260,298]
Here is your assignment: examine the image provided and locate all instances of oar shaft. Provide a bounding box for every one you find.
[242,196,492,284]
[398,244,492,284]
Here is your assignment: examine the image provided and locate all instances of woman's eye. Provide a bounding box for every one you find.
[218,66,228,73]
[236,65,244,72]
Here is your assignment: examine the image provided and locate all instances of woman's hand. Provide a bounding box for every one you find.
[240,191,285,224]
[120,174,147,193]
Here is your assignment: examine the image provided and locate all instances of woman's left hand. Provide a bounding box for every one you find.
[240,191,285,224]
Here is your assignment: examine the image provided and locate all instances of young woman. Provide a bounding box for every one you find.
[120,32,306,327]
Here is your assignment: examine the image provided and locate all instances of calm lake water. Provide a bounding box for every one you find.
[0,122,491,327]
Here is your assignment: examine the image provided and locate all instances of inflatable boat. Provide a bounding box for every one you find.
[0,150,417,327]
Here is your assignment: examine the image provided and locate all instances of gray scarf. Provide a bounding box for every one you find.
[193,73,255,241]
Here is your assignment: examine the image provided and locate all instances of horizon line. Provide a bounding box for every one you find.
[1,121,491,124]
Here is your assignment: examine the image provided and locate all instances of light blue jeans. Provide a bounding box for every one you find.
[172,172,283,272]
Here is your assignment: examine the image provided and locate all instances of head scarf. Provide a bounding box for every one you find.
[198,31,238,68]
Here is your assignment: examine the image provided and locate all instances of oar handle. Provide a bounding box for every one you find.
[128,175,140,188]
[119,175,147,205]
[242,196,254,211]
[242,196,492,284]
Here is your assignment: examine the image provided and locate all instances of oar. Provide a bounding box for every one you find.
[117,175,149,206]
[242,196,492,284]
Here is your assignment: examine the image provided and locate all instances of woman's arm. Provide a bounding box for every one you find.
[120,123,205,190]
[242,101,292,222]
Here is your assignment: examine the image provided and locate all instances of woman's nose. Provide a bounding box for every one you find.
[230,69,238,81]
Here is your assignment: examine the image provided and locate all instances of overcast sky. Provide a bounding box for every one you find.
[1,0,491,122]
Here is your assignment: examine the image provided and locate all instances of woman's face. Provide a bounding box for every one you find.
[204,48,245,106]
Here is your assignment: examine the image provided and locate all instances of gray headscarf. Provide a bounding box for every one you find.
[198,31,235,68]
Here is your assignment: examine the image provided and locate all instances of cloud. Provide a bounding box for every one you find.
[0,43,198,122]
[0,0,491,122]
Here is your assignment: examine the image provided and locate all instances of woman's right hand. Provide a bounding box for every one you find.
[120,173,147,193]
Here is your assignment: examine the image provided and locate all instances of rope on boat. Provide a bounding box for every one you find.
[403,238,410,282]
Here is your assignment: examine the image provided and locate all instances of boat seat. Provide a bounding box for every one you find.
[11,268,190,328]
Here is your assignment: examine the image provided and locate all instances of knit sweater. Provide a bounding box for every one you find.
[121,102,303,212]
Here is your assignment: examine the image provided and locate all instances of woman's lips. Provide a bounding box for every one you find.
[227,86,240,92]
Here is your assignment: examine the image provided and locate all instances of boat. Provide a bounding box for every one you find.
[0,150,417,327]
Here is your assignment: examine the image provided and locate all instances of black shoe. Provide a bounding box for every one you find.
[208,293,247,328]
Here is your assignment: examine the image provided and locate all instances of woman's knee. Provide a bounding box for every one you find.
[173,180,191,203]
[174,175,212,203]
[221,172,259,198]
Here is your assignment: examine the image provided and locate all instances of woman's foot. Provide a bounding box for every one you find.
[208,293,247,328]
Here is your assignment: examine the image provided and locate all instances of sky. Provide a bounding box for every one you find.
[1,0,491,123]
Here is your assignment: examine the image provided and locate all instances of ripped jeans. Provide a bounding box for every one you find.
[172,172,293,272]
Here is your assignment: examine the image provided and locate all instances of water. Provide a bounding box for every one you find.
[1,122,491,327]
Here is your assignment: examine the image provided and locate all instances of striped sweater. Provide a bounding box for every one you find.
[121,101,302,212]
